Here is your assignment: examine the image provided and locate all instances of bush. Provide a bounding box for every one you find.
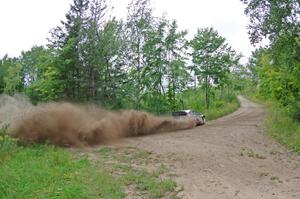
[265,102,300,154]
[215,100,225,108]
[180,87,239,120]
[0,125,17,153]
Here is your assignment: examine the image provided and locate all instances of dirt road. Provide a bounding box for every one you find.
[117,96,300,198]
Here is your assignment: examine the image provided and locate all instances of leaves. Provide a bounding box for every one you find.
[243,0,300,120]
[190,28,240,109]
[0,0,244,114]
[242,0,300,44]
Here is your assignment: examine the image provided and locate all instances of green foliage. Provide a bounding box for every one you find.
[265,101,300,154]
[0,129,178,199]
[242,77,300,154]
[180,87,239,120]
[125,0,153,109]
[243,0,300,121]
[0,125,17,156]
[0,142,124,198]
[21,46,50,84]
[96,146,178,198]
[0,56,23,95]
[4,63,23,95]
[190,27,240,109]
[0,57,5,93]
[141,18,189,112]
[26,79,64,103]
[205,99,239,120]
[242,0,299,45]
[241,0,300,153]
[0,0,243,114]
[19,46,64,103]
[141,93,170,114]
[246,47,300,120]
[123,170,176,198]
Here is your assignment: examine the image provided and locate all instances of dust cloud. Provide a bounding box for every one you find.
[0,94,32,128]
[2,95,196,147]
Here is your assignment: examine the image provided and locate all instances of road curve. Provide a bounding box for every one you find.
[117,96,300,199]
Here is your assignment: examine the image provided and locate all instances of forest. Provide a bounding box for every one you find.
[0,0,299,198]
[0,0,242,116]
[0,0,299,121]
[242,0,300,151]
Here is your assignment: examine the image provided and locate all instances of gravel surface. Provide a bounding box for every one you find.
[117,96,300,199]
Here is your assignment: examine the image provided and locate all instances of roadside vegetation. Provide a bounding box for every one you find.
[180,88,239,120]
[239,0,300,154]
[0,0,241,115]
[265,102,300,154]
[0,126,178,198]
[1,0,298,197]
[244,95,300,154]
[0,0,244,197]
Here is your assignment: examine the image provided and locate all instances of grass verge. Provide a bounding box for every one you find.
[91,146,177,198]
[204,98,239,120]
[0,135,124,198]
[244,94,300,154]
[265,102,300,154]
[180,88,240,121]
[0,128,178,198]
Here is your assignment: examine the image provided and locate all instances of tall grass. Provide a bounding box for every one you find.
[265,102,300,154]
[0,127,177,198]
[246,93,300,154]
[180,88,240,120]
[0,133,124,199]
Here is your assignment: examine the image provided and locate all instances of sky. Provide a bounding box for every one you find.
[0,0,256,64]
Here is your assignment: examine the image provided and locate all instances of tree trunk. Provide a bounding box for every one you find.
[136,38,141,110]
[194,74,197,89]
[205,76,209,110]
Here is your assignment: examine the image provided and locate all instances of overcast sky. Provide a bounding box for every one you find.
[0,0,255,63]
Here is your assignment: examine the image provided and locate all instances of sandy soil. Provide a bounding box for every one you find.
[116,96,300,199]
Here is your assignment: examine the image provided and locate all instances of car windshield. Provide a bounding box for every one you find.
[193,111,201,116]
[172,111,187,116]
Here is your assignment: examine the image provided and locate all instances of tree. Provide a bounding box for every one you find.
[242,0,300,120]
[125,0,153,109]
[164,20,189,110]
[21,46,50,85]
[49,0,89,100]
[0,56,23,95]
[246,48,266,84]
[21,48,64,103]
[242,0,299,44]
[80,0,109,101]
[139,18,189,112]
[0,55,8,94]
[142,18,167,96]
[190,28,239,109]
[97,19,126,106]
